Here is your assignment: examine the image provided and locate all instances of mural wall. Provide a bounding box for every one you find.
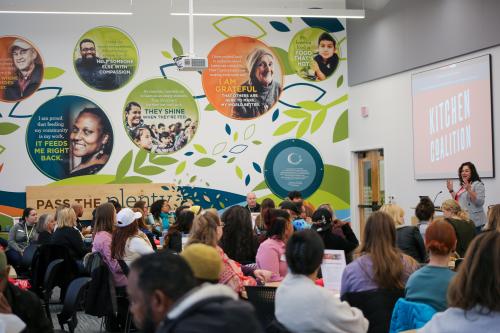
[0,2,350,223]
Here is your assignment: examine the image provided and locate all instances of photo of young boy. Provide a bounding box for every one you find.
[312,33,339,81]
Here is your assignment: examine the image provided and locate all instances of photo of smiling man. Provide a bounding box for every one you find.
[1,37,44,102]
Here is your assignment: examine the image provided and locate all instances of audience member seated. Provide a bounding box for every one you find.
[341,211,419,295]
[380,204,427,263]
[405,219,457,311]
[186,210,257,293]
[415,197,435,239]
[256,209,293,282]
[52,207,89,260]
[484,204,500,232]
[0,250,52,333]
[220,206,259,265]
[163,209,195,253]
[71,203,91,236]
[132,206,157,251]
[35,213,55,245]
[111,208,154,267]
[6,208,38,267]
[287,191,302,203]
[127,251,263,333]
[419,231,500,333]
[279,201,310,231]
[311,208,359,263]
[441,199,476,257]
[181,243,222,285]
[254,198,275,239]
[150,199,172,233]
[276,230,368,333]
[92,202,127,287]
[245,192,261,213]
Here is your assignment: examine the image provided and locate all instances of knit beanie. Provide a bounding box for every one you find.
[181,244,222,281]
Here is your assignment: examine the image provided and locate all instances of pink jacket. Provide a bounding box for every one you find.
[92,231,127,287]
[256,237,288,281]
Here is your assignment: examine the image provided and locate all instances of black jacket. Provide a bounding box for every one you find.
[315,224,359,263]
[4,282,53,333]
[396,226,427,263]
[158,284,263,333]
[52,226,89,260]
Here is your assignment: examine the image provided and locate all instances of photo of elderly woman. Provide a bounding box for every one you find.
[232,48,282,119]
[69,107,113,176]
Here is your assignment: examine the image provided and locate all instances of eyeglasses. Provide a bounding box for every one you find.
[81,47,96,52]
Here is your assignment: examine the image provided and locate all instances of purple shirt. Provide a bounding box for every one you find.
[256,237,288,281]
[92,231,127,287]
[340,254,418,296]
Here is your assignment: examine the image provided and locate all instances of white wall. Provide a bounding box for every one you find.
[349,46,500,227]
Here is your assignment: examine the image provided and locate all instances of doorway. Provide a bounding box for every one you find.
[356,149,385,239]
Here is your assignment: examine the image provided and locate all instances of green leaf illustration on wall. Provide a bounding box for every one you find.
[244,124,256,140]
[252,140,262,145]
[49,174,117,186]
[235,166,243,179]
[337,75,344,88]
[273,121,298,136]
[43,67,65,80]
[212,142,227,155]
[194,158,216,167]
[194,144,207,154]
[115,150,133,180]
[161,51,173,59]
[213,16,267,39]
[0,144,5,155]
[0,123,20,135]
[227,157,236,164]
[311,109,327,134]
[189,175,197,183]
[205,104,216,111]
[333,110,349,142]
[149,154,178,166]
[296,116,311,138]
[134,149,148,170]
[135,166,164,176]
[176,161,187,175]
[284,109,310,119]
[172,38,184,56]
[286,17,293,23]
[233,132,239,141]
[114,176,152,184]
[272,47,294,75]
[296,101,323,111]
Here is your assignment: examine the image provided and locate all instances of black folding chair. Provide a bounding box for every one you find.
[245,286,277,329]
[57,277,92,333]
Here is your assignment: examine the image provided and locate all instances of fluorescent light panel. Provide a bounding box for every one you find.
[0,0,133,15]
[171,9,365,19]
[0,10,132,15]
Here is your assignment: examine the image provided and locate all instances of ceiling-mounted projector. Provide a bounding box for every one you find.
[174,56,208,71]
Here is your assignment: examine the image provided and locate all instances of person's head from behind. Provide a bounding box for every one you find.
[109,199,122,213]
[279,201,301,220]
[317,32,336,61]
[133,126,153,151]
[311,208,333,232]
[176,210,195,234]
[111,208,142,259]
[36,213,55,234]
[128,251,196,333]
[246,192,258,209]
[415,197,434,222]
[448,231,500,312]
[458,161,481,185]
[10,39,38,73]
[187,210,222,247]
[57,207,77,229]
[181,243,222,285]
[361,211,408,289]
[317,203,336,220]
[133,200,149,217]
[79,38,96,61]
[70,108,111,160]
[286,230,324,278]
[260,198,275,212]
[0,250,10,293]
[247,48,275,87]
[220,206,254,259]
[287,190,303,203]
[125,101,142,128]
[379,203,405,226]
[441,199,468,220]
[93,202,115,235]
[486,204,500,232]
[263,208,293,241]
[425,218,456,257]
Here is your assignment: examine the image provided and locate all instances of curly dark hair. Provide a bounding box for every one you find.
[150,199,167,220]
[219,206,258,264]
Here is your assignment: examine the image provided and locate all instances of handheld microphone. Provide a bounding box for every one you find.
[433,190,443,205]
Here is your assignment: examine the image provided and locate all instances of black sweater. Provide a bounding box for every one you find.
[52,226,89,260]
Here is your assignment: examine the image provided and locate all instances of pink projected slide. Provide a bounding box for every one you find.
[412,55,493,179]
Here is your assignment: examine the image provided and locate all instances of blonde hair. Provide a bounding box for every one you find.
[379,204,405,226]
[57,207,77,228]
[441,199,469,221]
[485,204,500,232]
[187,210,221,248]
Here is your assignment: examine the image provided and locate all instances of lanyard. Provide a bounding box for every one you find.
[24,223,34,241]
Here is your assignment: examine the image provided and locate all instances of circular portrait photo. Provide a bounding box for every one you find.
[73,26,138,91]
[26,95,113,180]
[202,36,283,120]
[289,28,339,81]
[0,36,44,103]
[124,78,199,154]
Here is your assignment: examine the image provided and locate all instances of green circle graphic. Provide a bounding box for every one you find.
[288,27,339,82]
[73,26,139,91]
[124,78,199,155]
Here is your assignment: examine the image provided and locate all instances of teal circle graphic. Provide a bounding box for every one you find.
[264,139,324,199]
